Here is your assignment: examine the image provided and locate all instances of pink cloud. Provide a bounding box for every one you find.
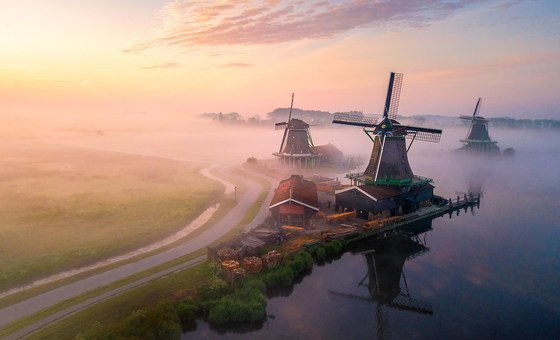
[218,62,255,68]
[125,0,516,52]
[140,62,181,69]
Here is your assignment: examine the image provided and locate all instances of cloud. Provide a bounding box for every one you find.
[413,51,560,80]
[218,62,255,68]
[125,0,520,53]
[140,62,182,69]
[207,50,246,57]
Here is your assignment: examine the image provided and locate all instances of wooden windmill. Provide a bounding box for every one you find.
[333,72,442,186]
[273,94,322,168]
[458,98,499,153]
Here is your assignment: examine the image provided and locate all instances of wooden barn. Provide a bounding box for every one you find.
[335,184,434,220]
[315,143,344,165]
[269,175,319,227]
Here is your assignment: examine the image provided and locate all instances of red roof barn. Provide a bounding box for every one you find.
[269,175,319,227]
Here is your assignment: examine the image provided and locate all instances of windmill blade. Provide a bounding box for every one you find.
[393,124,442,143]
[328,290,373,303]
[386,293,433,315]
[404,130,442,143]
[332,112,379,127]
[472,97,482,119]
[394,124,442,134]
[275,122,287,130]
[460,115,489,122]
[383,72,403,120]
[278,93,294,153]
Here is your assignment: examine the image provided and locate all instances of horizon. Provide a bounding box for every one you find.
[1,0,559,122]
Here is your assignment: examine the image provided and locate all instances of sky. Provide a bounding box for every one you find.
[0,0,559,120]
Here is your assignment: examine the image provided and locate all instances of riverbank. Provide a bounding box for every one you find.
[70,240,347,339]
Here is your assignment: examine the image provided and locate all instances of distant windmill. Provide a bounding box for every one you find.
[333,72,442,186]
[273,93,321,168]
[458,98,499,153]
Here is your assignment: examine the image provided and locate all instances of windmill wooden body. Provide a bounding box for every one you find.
[458,98,500,153]
[334,72,442,218]
[273,94,322,168]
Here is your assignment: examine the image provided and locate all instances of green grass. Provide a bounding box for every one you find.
[0,165,273,339]
[29,263,213,340]
[0,198,235,311]
[0,145,222,292]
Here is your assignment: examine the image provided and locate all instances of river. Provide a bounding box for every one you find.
[183,128,560,339]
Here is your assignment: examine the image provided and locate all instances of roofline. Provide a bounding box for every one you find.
[272,153,322,157]
[460,139,497,144]
[269,198,320,211]
[334,186,377,202]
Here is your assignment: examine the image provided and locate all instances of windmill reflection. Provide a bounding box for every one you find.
[329,221,433,339]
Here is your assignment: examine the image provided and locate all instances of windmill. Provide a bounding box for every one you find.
[273,93,322,168]
[333,72,442,186]
[458,98,499,153]
[329,233,433,339]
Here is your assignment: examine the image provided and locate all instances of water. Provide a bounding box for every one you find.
[183,128,560,339]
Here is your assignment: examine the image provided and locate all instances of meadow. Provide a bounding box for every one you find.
[0,144,222,292]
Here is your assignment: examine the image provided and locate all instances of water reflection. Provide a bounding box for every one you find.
[330,221,434,340]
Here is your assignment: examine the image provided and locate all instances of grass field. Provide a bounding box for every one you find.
[29,262,214,340]
[0,145,222,291]
[15,166,272,339]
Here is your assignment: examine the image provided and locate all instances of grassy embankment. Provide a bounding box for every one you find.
[0,146,222,293]
[79,240,347,339]
[1,165,272,338]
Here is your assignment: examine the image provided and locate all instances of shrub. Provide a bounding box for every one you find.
[176,300,199,322]
[207,287,266,324]
[323,240,345,259]
[264,266,295,288]
[208,299,265,324]
[242,278,267,293]
[198,278,231,300]
[313,247,327,263]
[118,302,181,340]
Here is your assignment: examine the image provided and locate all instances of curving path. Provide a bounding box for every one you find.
[0,165,276,337]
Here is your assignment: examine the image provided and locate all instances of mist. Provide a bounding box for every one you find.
[2,110,558,187]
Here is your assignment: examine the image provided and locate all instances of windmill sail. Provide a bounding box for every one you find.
[384,72,403,120]
[275,122,288,130]
[278,93,294,153]
[332,112,378,127]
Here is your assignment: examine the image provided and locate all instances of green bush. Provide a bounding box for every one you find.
[323,240,345,259]
[208,299,265,324]
[176,300,199,322]
[290,251,313,274]
[264,265,295,287]
[313,247,327,263]
[198,277,231,300]
[207,287,267,324]
[117,302,181,340]
[297,251,314,267]
[241,278,267,293]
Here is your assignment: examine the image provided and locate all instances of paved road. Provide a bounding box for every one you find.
[0,165,276,335]
[5,256,207,340]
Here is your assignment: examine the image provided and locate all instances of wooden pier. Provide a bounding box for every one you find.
[346,193,481,243]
